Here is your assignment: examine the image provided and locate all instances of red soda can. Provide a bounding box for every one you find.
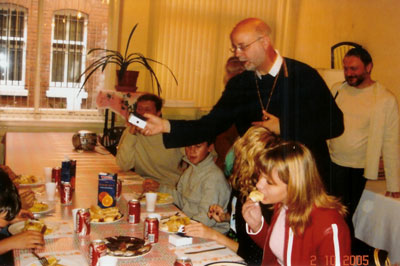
[174,257,193,266]
[52,167,61,187]
[116,179,122,200]
[70,160,76,191]
[60,182,73,205]
[128,199,140,224]
[89,239,107,266]
[144,216,159,243]
[76,208,91,236]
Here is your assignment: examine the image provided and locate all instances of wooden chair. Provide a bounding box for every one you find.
[331,42,362,69]
[100,109,125,156]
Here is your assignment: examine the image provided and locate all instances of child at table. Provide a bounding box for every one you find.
[0,169,44,265]
[184,126,281,265]
[159,139,231,233]
[242,141,351,266]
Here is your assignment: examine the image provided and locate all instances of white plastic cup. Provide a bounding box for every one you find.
[45,182,57,201]
[99,255,118,266]
[44,167,53,183]
[145,192,157,212]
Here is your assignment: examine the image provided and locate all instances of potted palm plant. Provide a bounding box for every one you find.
[78,23,177,95]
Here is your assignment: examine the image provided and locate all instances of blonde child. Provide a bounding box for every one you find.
[242,141,351,265]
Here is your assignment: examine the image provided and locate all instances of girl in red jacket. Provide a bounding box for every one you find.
[241,141,351,266]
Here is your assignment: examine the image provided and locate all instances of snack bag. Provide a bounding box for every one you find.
[98,173,118,208]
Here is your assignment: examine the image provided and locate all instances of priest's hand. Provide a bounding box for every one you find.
[139,114,171,136]
[252,111,280,134]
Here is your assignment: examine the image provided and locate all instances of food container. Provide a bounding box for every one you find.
[72,130,97,151]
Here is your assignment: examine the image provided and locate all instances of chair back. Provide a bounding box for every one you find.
[331,42,362,69]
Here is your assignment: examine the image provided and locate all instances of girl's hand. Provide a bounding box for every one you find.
[10,231,45,250]
[208,204,230,222]
[242,199,263,232]
[11,209,34,224]
[184,222,215,239]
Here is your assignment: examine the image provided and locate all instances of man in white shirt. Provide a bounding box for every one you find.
[328,47,400,252]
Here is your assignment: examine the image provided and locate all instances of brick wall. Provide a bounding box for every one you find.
[1,0,109,109]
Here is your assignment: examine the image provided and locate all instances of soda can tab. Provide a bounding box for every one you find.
[97,173,118,208]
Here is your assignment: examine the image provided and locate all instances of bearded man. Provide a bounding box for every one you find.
[328,46,400,253]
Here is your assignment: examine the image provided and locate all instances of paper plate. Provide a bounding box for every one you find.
[90,213,125,224]
[105,236,151,259]
[8,220,59,238]
[140,192,173,206]
[29,201,54,215]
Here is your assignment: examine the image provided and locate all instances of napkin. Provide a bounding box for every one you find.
[172,241,244,266]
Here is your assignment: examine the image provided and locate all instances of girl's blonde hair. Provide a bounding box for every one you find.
[254,141,347,234]
[230,126,281,201]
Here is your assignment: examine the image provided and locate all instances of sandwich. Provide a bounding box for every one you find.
[249,190,264,202]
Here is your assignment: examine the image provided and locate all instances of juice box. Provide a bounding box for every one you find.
[98,173,118,208]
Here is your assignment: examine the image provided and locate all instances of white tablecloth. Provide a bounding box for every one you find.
[353,180,400,264]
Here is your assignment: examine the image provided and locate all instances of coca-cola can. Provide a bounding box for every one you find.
[116,178,122,200]
[174,257,193,266]
[52,167,61,187]
[128,199,140,224]
[89,239,107,266]
[70,160,76,191]
[76,208,90,236]
[60,181,73,205]
[144,216,159,243]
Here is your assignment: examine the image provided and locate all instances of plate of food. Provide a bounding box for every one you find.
[8,220,55,236]
[89,205,124,224]
[140,192,173,206]
[14,175,44,186]
[25,256,69,266]
[29,201,54,215]
[104,235,152,258]
[160,215,192,233]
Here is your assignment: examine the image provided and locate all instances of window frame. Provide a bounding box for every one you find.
[47,10,88,110]
[0,3,28,96]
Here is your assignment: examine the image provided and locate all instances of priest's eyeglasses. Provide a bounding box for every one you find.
[230,36,264,53]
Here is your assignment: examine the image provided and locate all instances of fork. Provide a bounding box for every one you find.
[30,225,50,266]
[31,250,49,266]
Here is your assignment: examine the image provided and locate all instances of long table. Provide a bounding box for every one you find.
[6,132,242,266]
[353,180,400,264]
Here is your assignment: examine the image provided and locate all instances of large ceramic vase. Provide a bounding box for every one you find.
[115,70,139,92]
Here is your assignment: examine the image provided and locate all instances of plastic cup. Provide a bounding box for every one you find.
[145,192,157,212]
[99,255,118,266]
[44,167,53,183]
[45,182,57,201]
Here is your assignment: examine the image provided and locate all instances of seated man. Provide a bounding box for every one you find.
[159,139,231,234]
[116,94,184,189]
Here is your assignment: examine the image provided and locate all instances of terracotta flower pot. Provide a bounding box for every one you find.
[115,70,139,92]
